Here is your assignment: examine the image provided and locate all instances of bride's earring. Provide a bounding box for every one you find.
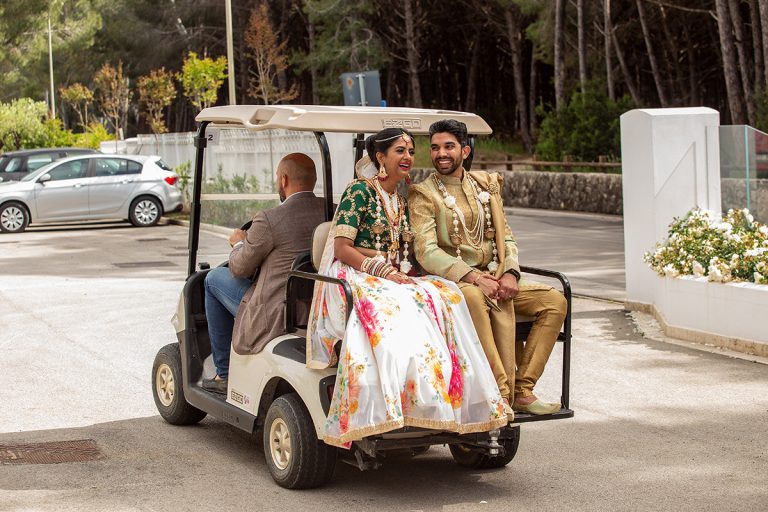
[377,160,388,181]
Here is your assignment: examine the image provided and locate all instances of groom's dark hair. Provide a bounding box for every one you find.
[429,119,469,147]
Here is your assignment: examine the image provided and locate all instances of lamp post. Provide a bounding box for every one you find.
[225,0,236,105]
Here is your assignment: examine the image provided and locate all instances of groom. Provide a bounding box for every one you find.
[408,119,567,417]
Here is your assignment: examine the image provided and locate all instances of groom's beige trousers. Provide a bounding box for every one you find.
[458,283,567,401]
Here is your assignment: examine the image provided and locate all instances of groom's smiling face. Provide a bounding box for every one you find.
[430,132,469,177]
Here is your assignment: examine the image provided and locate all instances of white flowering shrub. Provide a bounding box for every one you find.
[644,208,768,285]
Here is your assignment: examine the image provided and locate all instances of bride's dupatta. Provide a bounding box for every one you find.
[305,155,378,369]
[305,209,347,369]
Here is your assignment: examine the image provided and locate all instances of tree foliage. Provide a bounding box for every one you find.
[244,3,298,105]
[59,82,93,130]
[137,68,176,134]
[93,61,132,138]
[176,51,227,111]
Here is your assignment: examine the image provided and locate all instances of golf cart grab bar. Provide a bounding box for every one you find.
[285,270,354,333]
[518,265,572,411]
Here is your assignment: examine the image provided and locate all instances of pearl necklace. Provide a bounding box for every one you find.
[434,174,499,272]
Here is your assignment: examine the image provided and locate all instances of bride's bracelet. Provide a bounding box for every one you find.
[360,256,396,278]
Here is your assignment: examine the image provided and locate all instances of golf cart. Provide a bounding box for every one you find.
[151,105,574,489]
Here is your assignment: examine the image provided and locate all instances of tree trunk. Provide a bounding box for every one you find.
[611,27,641,105]
[464,32,480,112]
[759,0,768,89]
[603,0,615,100]
[577,0,587,93]
[635,0,669,106]
[505,6,533,152]
[715,0,747,123]
[504,5,533,152]
[554,0,566,110]
[728,0,756,124]
[307,20,319,104]
[529,58,538,135]
[684,24,700,105]
[403,0,423,108]
[748,0,764,92]
[659,5,683,103]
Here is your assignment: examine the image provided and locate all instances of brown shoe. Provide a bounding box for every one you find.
[512,398,560,415]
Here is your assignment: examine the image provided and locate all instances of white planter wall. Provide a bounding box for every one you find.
[655,276,768,351]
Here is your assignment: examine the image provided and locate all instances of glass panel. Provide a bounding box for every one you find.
[195,128,325,267]
[47,160,88,181]
[719,125,768,224]
[3,157,23,172]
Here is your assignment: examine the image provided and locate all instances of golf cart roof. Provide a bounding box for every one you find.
[195,105,493,135]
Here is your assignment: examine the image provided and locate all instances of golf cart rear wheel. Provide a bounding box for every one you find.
[263,393,336,489]
[449,427,520,469]
[152,343,207,425]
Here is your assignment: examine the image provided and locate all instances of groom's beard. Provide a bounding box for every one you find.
[432,154,463,175]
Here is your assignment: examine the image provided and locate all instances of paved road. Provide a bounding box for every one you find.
[1,219,766,511]
[507,208,626,302]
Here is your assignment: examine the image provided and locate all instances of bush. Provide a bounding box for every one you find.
[644,208,768,284]
[0,97,113,152]
[535,85,634,162]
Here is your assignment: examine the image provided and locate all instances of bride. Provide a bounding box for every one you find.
[306,128,508,448]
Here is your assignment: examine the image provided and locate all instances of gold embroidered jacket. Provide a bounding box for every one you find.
[408,170,520,282]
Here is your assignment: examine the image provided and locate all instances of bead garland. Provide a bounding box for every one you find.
[369,178,414,274]
[433,174,499,272]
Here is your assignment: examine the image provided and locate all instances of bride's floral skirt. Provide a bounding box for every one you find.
[309,260,506,448]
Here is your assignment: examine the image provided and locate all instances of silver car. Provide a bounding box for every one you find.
[0,154,183,233]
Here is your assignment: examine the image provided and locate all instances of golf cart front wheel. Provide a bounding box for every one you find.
[263,393,336,489]
[152,343,207,425]
[449,427,520,469]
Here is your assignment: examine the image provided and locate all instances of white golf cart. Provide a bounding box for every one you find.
[151,105,574,489]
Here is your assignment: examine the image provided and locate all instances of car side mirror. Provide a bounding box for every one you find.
[38,173,51,184]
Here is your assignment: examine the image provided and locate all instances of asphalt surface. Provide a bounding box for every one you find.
[1,214,766,511]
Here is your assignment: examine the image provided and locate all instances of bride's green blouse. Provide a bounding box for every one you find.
[334,179,410,252]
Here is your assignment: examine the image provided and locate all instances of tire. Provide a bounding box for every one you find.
[449,427,520,469]
[0,202,29,233]
[152,343,207,425]
[129,196,162,227]
[263,393,337,489]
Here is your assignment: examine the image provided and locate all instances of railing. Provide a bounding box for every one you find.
[472,156,621,173]
[720,125,768,224]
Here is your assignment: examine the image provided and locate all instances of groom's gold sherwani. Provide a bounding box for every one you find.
[409,170,566,401]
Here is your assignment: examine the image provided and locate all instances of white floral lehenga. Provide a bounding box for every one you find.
[306,171,506,449]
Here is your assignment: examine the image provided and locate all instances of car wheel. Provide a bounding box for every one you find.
[263,393,337,489]
[152,343,207,425]
[0,202,29,233]
[129,196,162,227]
[449,427,520,469]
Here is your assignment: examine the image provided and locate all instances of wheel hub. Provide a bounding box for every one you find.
[155,363,175,407]
[269,418,292,470]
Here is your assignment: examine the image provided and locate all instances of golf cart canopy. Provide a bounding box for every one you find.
[194,105,493,135]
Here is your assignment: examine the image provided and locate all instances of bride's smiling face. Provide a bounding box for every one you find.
[377,138,415,182]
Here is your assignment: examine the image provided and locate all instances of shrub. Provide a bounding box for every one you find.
[644,208,768,284]
[535,85,634,162]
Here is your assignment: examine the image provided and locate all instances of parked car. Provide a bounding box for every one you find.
[152,105,574,490]
[0,147,98,183]
[0,154,182,233]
